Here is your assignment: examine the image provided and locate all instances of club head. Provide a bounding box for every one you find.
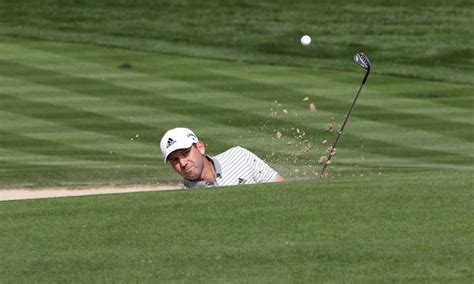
[353,52,371,70]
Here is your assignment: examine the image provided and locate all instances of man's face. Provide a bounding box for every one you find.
[167,142,206,181]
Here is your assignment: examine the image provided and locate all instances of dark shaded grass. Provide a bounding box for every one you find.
[1,0,472,83]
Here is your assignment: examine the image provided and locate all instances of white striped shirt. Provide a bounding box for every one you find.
[183,146,278,189]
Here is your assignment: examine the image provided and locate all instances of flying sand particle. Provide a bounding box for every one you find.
[318,155,327,164]
[325,123,333,132]
[303,96,309,101]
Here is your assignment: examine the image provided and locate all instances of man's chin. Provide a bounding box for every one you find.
[183,172,199,181]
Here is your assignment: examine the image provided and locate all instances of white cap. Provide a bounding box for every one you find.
[160,128,199,163]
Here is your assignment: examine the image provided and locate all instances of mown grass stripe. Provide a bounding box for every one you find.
[0,148,115,168]
[346,118,473,156]
[208,65,474,115]
[0,92,156,142]
[0,73,195,133]
[249,130,472,173]
[0,38,471,186]
[152,64,474,141]
[0,44,472,143]
[3,41,472,118]
[334,159,472,171]
[342,133,473,166]
[372,82,474,111]
[1,60,469,169]
[0,111,157,164]
[0,60,316,138]
[0,130,146,163]
[0,159,163,187]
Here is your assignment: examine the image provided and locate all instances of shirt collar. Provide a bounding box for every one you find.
[208,155,222,179]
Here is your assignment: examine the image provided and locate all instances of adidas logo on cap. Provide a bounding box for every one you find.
[166,138,176,149]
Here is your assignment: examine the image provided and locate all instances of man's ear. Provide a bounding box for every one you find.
[195,141,206,155]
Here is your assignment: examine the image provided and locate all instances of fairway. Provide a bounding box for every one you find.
[0,0,473,187]
[0,37,472,187]
[0,0,473,282]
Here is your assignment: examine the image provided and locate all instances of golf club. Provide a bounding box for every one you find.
[319,52,371,177]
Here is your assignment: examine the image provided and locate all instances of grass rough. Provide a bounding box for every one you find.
[0,171,472,282]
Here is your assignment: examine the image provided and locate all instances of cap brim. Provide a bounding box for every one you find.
[163,140,194,164]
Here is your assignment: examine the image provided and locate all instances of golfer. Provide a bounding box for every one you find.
[160,127,285,188]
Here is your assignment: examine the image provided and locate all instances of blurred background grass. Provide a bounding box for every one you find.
[1,0,472,83]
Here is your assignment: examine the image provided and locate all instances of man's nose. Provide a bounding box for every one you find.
[178,157,187,167]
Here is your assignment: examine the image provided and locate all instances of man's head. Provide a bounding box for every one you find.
[160,128,207,180]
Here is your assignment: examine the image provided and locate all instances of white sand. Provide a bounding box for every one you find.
[0,184,181,201]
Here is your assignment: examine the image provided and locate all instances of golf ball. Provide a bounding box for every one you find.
[300,35,311,46]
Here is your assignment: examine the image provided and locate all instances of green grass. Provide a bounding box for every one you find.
[0,1,473,282]
[0,37,472,187]
[1,171,472,282]
[0,0,473,187]
[0,0,473,83]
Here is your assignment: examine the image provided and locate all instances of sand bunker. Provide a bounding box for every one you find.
[0,184,181,201]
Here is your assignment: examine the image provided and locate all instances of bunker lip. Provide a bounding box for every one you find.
[0,183,182,201]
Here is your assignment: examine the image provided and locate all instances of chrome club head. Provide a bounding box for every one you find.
[354,52,371,84]
[353,52,371,70]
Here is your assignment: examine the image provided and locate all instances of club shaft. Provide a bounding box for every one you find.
[320,69,369,177]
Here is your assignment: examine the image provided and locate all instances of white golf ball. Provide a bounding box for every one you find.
[300,35,311,46]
